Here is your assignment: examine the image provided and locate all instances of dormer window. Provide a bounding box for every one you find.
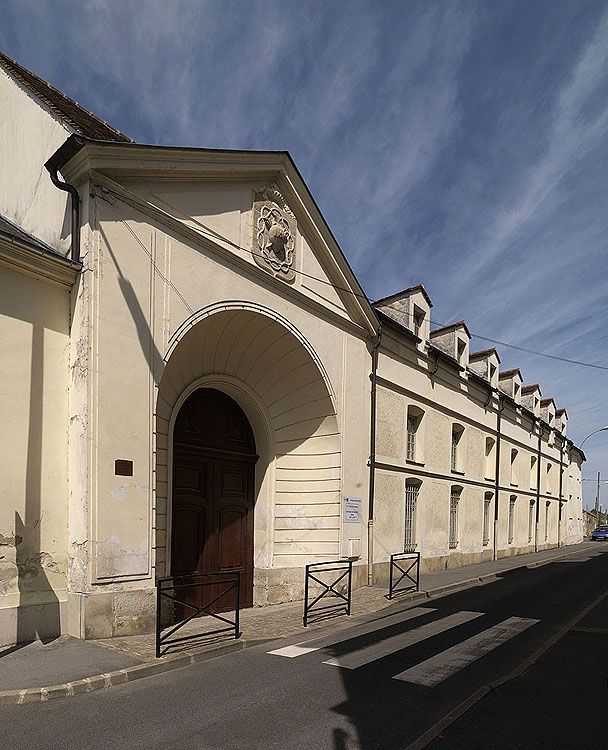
[534,397,539,411]
[413,306,424,338]
[514,383,520,400]
[489,363,497,383]
[457,338,466,365]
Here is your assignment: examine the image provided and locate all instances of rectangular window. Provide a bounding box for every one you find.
[545,501,550,540]
[508,496,516,544]
[546,463,552,494]
[485,437,495,480]
[530,455,537,489]
[449,488,460,548]
[413,307,424,338]
[406,416,416,461]
[406,407,423,462]
[483,493,492,546]
[510,448,519,485]
[404,481,419,552]
[528,500,535,543]
[451,425,464,472]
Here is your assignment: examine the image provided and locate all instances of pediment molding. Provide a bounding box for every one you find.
[58,139,378,336]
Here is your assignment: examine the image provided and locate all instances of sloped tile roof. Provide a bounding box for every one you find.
[0,50,132,143]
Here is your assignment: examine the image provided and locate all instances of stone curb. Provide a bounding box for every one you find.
[0,544,594,705]
[0,637,274,706]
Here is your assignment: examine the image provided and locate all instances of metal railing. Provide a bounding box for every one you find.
[303,559,353,627]
[156,571,241,657]
[388,552,420,600]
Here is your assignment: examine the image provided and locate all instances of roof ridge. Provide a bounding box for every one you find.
[0,49,132,143]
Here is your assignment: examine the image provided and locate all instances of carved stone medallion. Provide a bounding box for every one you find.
[252,184,296,282]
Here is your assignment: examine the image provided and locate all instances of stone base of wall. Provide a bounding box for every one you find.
[67,588,156,640]
[253,562,368,606]
[0,599,68,648]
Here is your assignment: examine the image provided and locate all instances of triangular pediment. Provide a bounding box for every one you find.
[58,137,378,335]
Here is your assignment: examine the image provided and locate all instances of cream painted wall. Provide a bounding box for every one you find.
[0,262,70,646]
[0,68,71,253]
[373,323,583,572]
[63,173,372,633]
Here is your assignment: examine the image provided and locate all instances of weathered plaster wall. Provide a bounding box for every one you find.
[0,68,71,253]
[65,176,372,636]
[0,264,70,646]
[373,324,582,572]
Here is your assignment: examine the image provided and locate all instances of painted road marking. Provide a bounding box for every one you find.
[267,607,437,658]
[392,616,539,686]
[323,611,484,670]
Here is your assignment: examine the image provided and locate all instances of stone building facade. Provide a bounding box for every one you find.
[0,52,584,646]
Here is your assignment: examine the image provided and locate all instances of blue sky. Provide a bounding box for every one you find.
[3,1,607,506]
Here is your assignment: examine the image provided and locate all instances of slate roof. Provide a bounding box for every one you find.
[374,284,433,308]
[430,320,471,338]
[0,213,80,267]
[0,214,55,254]
[0,50,132,143]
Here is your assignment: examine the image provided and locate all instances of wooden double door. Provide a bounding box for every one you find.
[171,389,257,612]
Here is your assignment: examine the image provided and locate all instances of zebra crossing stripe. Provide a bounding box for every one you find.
[392,616,539,686]
[267,607,437,658]
[323,611,484,670]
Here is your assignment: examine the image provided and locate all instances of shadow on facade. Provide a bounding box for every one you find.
[4,323,60,653]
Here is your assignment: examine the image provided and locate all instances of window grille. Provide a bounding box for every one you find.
[406,416,417,461]
[545,501,550,540]
[528,500,535,542]
[483,495,491,546]
[451,429,459,471]
[404,483,418,551]
[510,449,518,485]
[449,490,459,548]
[508,497,516,544]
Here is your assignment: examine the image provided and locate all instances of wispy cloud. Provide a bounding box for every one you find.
[2,0,608,490]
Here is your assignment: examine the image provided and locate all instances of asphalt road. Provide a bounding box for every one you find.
[3,547,607,750]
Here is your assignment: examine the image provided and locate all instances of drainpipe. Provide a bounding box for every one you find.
[535,420,542,552]
[44,136,87,264]
[367,323,382,586]
[493,395,505,561]
[558,438,564,547]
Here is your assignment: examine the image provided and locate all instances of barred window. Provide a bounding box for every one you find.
[485,437,496,479]
[545,501,550,540]
[528,500,535,543]
[483,492,492,546]
[451,424,464,472]
[406,416,417,461]
[449,487,461,548]
[530,455,537,489]
[404,480,420,552]
[406,406,424,462]
[508,496,516,544]
[510,448,519,485]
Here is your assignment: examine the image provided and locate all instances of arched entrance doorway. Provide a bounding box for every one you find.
[171,388,258,608]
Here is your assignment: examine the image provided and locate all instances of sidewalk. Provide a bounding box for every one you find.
[0,542,596,703]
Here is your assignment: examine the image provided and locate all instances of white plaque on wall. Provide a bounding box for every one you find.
[343,496,362,523]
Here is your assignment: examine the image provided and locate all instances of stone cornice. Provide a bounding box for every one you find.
[0,234,80,286]
[56,138,378,336]
[88,171,372,342]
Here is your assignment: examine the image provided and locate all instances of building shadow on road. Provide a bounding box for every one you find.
[326,550,607,749]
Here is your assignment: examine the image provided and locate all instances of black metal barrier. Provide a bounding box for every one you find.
[303,559,353,627]
[388,552,420,600]
[156,571,240,657]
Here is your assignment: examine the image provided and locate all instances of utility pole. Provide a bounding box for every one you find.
[594,471,601,526]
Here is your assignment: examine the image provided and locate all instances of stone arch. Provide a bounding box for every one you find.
[154,303,341,604]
